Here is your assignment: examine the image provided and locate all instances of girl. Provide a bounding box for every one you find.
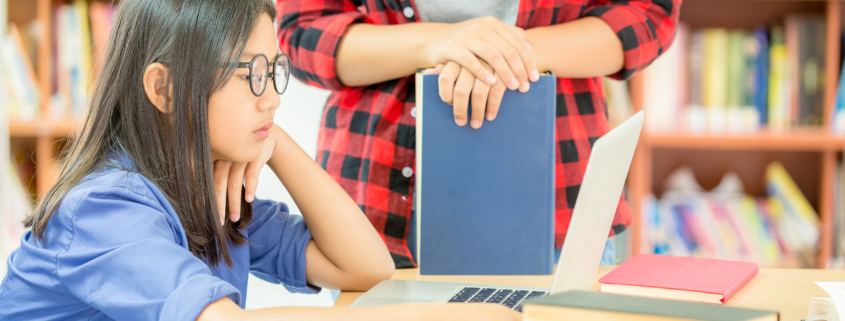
[277,0,681,268]
[0,1,519,320]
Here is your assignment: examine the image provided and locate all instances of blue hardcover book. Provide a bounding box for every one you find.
[753,27,769,125]
[414,72,555,275]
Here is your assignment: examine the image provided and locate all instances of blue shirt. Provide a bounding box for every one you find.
[0,159,318,320]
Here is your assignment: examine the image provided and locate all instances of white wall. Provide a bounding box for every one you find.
[245,78,338,309]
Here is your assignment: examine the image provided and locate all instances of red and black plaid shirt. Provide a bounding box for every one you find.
[277,0,680,268]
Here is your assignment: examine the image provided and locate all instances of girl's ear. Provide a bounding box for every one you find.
[143,63,171,113]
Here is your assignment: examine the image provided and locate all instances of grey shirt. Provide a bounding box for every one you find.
[415,0,519,25]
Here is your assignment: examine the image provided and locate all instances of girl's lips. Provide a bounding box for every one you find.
[254,121,273,138]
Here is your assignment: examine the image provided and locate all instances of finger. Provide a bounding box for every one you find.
[486,78,507,121]
[448,49,497,86]
[496,25,539,84]
[485,33,531,92]
[213,160,232,227]
[438,61,462,105]
[424,64,445,75]
[465,37,519,91]
[243,160,262,204]
[227,162,247,222]
[452,67,475,127]
[470,77,491,129]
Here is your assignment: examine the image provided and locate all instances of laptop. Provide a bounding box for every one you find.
[349,111,645,311]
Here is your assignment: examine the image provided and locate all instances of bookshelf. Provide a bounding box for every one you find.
[626,0,844,268]
[5,0,111,199]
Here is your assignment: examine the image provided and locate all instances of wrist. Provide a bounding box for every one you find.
[525,27,550,73]
[418,23,451,68]
[267,125,288,170]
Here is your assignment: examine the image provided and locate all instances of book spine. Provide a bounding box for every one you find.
[544,74,556,272]
[768,27,788,130]
[753,27,769,125]
[414,72,424,267]
[721,261,759,302]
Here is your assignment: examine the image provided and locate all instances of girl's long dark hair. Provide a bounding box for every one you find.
[23,0,276,267]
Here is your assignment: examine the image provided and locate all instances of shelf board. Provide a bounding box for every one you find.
[644,129,845,151]
[9,119,78,137]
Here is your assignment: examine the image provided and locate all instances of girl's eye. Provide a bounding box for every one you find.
[238,75,250,82]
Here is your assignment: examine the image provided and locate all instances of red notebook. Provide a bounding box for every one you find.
[598,254,758,304]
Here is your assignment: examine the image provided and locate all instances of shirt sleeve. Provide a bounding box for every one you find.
[55,175,240,321]
[247,198,320,294]
[276,0,368,91]
[583,0,681,80]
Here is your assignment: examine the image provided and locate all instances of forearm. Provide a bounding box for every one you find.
[336,23,447,87]
[266,127,394,289]
[525,17,624,78]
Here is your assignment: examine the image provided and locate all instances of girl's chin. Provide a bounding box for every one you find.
[212,145,262,164]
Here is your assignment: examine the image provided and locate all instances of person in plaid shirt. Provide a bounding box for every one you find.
[277,0,680,268]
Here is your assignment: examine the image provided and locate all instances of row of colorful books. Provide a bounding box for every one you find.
[1,1,116,121]
[0,22,41,121]
[641,162,820,268]
[641,17,827,133]
[51,1,116,119]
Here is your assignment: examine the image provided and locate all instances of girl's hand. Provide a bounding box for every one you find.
[426,60,506,129]
[425,16,538,93]
[212,125,279,226]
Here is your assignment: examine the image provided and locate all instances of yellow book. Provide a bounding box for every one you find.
[74,0,93,95]
[768,27,788,129]
[703,28,728,108]
[766,162,819,226]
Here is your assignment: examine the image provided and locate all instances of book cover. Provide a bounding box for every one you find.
[523,291,778,321]
[414,72,556,275]
[598,254,759,304]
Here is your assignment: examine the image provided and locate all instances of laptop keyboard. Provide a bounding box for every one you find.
[447,287,548,312]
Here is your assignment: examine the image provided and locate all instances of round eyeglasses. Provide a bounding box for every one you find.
[233,53,290,97]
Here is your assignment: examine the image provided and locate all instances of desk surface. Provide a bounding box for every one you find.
[335,266,845,321]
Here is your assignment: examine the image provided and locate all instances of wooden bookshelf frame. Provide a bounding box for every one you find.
[628,0,844,268]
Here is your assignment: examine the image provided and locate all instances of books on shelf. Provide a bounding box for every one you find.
[53,0,93,118]
[0,24,41,121]
[641,17,826,134]
[2,1,116,123]
[641,163,819,268]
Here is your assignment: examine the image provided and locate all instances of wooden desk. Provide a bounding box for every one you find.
[335,267,845,321]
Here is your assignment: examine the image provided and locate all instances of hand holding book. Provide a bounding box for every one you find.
[424,59,512,129]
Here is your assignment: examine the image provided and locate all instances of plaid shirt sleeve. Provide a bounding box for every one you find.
[584,0,681,80]
[276,0,369,91]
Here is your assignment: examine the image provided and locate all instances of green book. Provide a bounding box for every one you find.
[522,291,779,321]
